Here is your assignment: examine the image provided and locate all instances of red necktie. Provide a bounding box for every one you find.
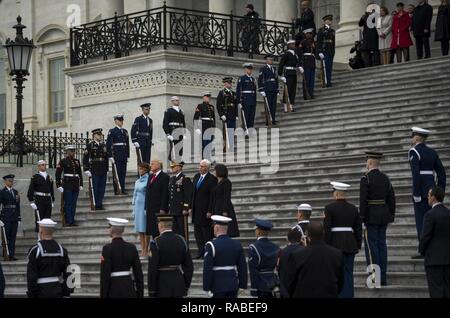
[150,174,157,184]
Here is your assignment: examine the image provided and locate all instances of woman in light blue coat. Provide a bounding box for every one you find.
[132,163,150,257]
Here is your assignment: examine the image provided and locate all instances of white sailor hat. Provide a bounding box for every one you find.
[37,160,47,165]
[211,215,232,225]
[107,217,129,227]
[287,39,296,45]
[303,28,314,34]
[65,145,76,151]
[243,62,254,69]
[114,114,124,120]
[297,203,312,211]
[411,127,430,137]
[202,91,212,97]
[171,96,180,101]
[38,219,57,228]
[331,181,351,191]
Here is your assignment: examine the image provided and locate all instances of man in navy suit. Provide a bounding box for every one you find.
[419,187,450,298]
[409,127,446,259]
[131,103,153,164]
[0,174,20,261]
[258,54,279,126]
[107,114,130,195]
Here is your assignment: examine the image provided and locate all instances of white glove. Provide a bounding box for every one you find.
[58,187,64,193]
[167,135,174,142]
[195,129,202,135]
[133,142,140,148]
[260,91,266,97]
[18,221,21,227]
[0,220,4,227]
[238,103,243,110]
[79,186,84,191]
[413,196,422,203]
[280,76,287,83]
[109,157,115,164]
[84,171,92,178]
[30,203,38,210]
[298,66,304,74]
[52,203,55,208]
[221,115,227,122]
[319,53,325,60]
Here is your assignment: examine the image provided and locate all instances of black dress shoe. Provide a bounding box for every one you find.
[121,191,128,195]
[96,206,105,211]
[194,254,203,260]
[9,256,18,261]
[411,254,424,259]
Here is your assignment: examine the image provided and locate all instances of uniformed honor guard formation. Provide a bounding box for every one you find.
[131,103,153,165]
[0,175,20,261]
[107,114,130,195]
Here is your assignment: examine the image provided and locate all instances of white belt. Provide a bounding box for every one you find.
[34,192,51,197]
[303,53,313,56]
[64,174,79,178]
[285,67,296,70]
[113,143,126,146]
[242,91,255,94]
[138,132,151,136]
[168,122,182,126]
[266,79,276,82]
[213,266,237,271]
[331,227,354,232]
[37,277,60,284]
[420,171,433,175]
[110,271,131,277]
[201,118,214,121]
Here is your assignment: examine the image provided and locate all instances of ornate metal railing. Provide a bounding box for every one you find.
[0,129,90,168]
[70,5,295,66]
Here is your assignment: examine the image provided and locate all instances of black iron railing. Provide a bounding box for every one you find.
[70,5,295,66]
[0,129,90,168]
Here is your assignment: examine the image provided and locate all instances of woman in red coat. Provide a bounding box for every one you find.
[391,2,414,63]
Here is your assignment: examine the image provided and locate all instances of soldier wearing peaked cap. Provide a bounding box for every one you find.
[26,219,73,298]
[298,28,318,99]
[278,40,302,113]
[148,214,194,298]
[323,182,362,298]
[83,129,109,211]
[203,215,248,298]
[360,151,396,286]
[217,77,239,150]
[100,218,144,298]
[236,63,257,131]
[248,219,281,298]
[317,14,336,87]
[258,55,279,126]
[194,92,216,158]
[131,103,153,164]
[163,97,186,162]
[0,174,20,261]
[409,127,446,259]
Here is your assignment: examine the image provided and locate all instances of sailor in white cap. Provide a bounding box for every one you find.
[100,217,144,298]
[194,91,216,158]
[323,182,362,298]
[55,145,83,227]
[409,127,446,259]
[203,215,248,298]
[236,63,257,133]
[295,203,312,237]
[26,218,73,298]
[106,114,130,195]
[278,39,303,113]
[163,95,186,162]
[298,28,317,99]
[27,160,55,233]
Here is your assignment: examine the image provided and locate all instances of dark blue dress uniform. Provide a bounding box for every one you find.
[168,171,193,239]
[106,125,130,193]
[27,171,55,232]
[163,107,186,162]
[298,37,317,99]
[317,19,336,87]
[409,139,446,241]
[278,47,301,110]
[258,61,279,125]
[56,155,83,226]
[217,84,238,150]
[193,100,216,153]
[131,110,153,164]
[236,69,257,129]
[0,182,20,260]
[203,218,248,298]
[248,219,280,298]
[83,136,109,210]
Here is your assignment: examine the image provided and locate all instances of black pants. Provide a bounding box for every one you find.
[257,291,274,298]
[283,75,297,108]
[213,291,238,298]
[396,47,410,63]
[140,146,152,164]
[35,197,53,232]
[194,222,212,257]
[173,215,188,240]
[362,50,381,67]
[425,265,450,298]
[415,36,431,59]
[441,40,450,56]
[169,139,183,162]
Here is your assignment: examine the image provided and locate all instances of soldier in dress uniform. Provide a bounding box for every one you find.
[27,160,55,233]
[258,55,279,126]
[56,145,83,227]
[168,162,193,239]
[294,203,312,241]
[0,175,21,261]
[409,127,446,259]
[278,40,303,113]
[194,92,216,158]
[323,182,362,298]
[236,63,257,131]
[203,215,248,298]
[317,14,336,87]
[248,219,280,298]
[148,214,194,298]
[83,128,109,211]
[131,103,153,164]
[106,114,130,195]
[163,96,186,162]
[26,219,73,298]
[298,29,318,99]
[360,151,396,286]
[100,218,144,298]
[217,77,239,151]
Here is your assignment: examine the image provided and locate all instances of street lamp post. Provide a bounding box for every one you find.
[1,16,36,167]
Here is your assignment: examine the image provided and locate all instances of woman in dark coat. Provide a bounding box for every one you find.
[359,9,381,67]
[435,0,450,56]
[209,164,240,237]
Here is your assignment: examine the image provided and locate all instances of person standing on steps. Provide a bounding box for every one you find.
[163,96,186,163]
[317,14,336,87]
[278,40,302,113]
[258,54,279,126]
[295,1,316,37]
[360,151,396,286]
[419,187,450,298]
[391,2,413,63]
[324,182,362,298]
[359,6,381,67]
[131,103,153,164]
[236,63,257,131]
[194,92,216,159]
[132,163,150,257]
[217,77,239,151]
[435,0,450,56]
[377,7,393,65]
[412,0,434,59]
[409,127,446,259]
[295,203,312,240]
[0,174,21,261]
[298,29,317,99]
[107,114,130,195]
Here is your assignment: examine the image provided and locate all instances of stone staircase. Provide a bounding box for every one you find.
[3,55,450,298]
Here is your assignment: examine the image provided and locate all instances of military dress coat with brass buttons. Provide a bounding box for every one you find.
[83,141,109,176]
[55,157,83,191]
[168,173,193,238]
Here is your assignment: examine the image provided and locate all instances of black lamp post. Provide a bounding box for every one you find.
[1,16,36,167]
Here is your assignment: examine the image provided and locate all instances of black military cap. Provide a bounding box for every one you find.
[141,103,151,109]
[156,214,176,222]
[222,77,233,83]
[170,161,185,168]
[366,151,383,160]
[246,4,254,10]
[3,174,15,180]
[92,128,103,135]
[322,14,333,21]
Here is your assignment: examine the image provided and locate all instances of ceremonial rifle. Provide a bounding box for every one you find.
[263,97,273,128]
[88,176,96,211]
[1,223,9,261]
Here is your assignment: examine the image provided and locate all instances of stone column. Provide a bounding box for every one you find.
[265,0,297,22]
[209,0,234,14]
